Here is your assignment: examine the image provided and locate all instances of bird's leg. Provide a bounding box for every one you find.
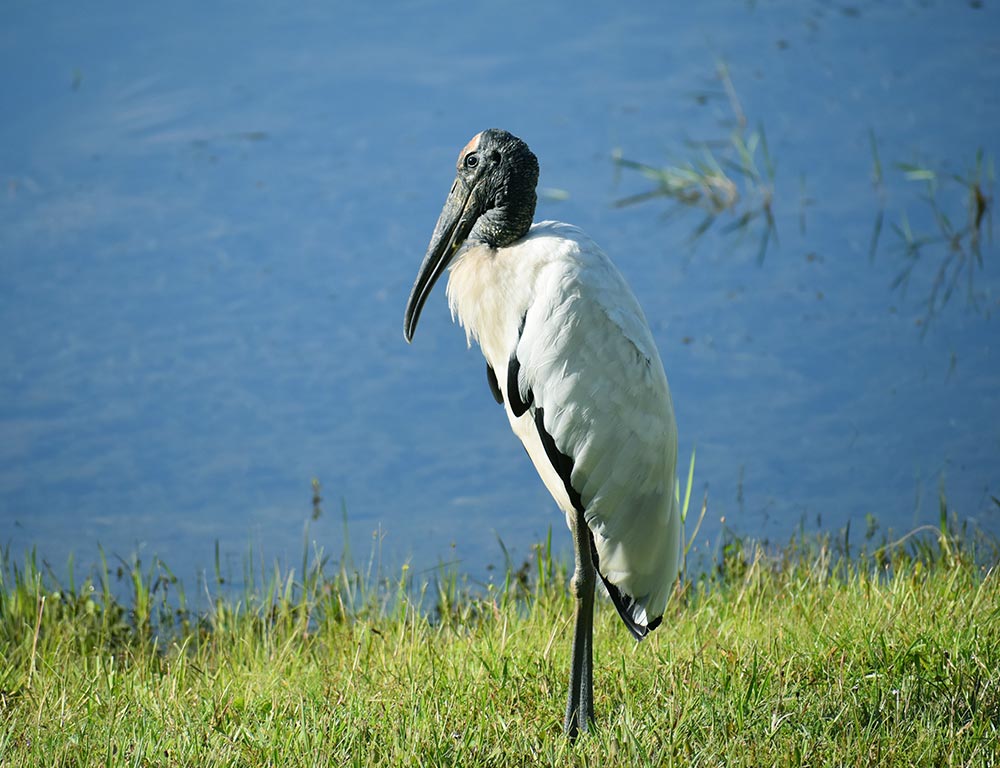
[564,507,596,738]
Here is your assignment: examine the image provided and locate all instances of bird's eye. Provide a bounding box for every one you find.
[464,153,479,169]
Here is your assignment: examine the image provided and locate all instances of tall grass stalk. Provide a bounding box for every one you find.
[2,519,997,766]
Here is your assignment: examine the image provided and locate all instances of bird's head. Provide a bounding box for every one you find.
[404,129,539,342]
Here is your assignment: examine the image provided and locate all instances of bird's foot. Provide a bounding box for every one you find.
[564,698,594,739]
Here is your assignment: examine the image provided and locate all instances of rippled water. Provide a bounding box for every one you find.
[2,1,998,589]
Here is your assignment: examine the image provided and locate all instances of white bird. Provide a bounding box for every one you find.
[404,129,679,737]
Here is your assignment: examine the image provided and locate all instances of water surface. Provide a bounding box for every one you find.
[2,1,998,591]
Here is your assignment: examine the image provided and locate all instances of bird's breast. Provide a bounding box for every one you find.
[446,242,539,367]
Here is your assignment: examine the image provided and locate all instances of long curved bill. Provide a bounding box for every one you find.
[403,176,479,343]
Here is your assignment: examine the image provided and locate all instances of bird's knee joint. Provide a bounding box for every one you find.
[570,568,595,599]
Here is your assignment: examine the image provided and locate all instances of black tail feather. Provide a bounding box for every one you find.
[589,536,662,641]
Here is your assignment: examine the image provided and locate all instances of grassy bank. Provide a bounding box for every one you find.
[1,529,998,767]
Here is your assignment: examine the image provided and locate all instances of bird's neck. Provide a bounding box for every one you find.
[469,188,537,249]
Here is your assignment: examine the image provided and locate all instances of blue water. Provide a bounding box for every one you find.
[2,2,998,590]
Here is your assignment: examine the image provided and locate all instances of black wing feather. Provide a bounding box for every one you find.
[533,406,661,641]
[589,536,661,640]
[486,363,503,405]
[506,313,533,417]
[532,407,582,513]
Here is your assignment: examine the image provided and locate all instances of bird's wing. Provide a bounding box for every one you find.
[510,239,680,631]
[486,362,504,405]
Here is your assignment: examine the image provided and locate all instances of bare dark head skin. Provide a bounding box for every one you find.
[403,129,539,342]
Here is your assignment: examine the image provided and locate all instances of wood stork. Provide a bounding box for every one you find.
[403,129,679,737]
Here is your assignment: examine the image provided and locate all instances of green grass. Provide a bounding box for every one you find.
[1,526,998,767]
[612,60,778,264]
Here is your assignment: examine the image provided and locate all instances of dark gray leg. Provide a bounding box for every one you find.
[564,508,596,738]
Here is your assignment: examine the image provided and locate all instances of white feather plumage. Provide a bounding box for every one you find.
[447,221,680,627]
